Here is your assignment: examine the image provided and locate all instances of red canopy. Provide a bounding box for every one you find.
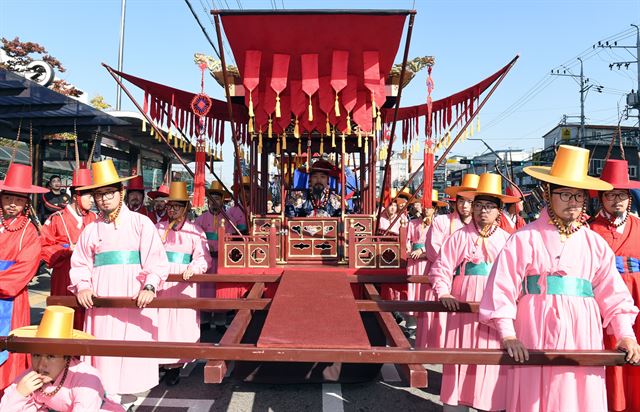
[219,10,409,135]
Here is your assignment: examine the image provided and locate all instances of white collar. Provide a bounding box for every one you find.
[66,204,84,229]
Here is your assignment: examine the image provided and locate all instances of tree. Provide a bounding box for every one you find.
[90,94,111,110]
[0,36,83,97]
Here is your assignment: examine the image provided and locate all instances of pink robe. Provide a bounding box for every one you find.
[416,212,468,349]
[0,359,124,411]
[430,223,509,411]
[377,211,406,235]
[479,209,639,412]
[194,211,238,298]
[227,205,247,233]
[156,220,211,364]
[69,205,170,395]
[406,219,430,300]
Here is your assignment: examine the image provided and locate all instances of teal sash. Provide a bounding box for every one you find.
[412,243,425,251]
[93,251,141,267]
[455,261,492,276]
[237,224,248,232]
[166,251,193,264]
[205,232,218,241]
[523,275,594,298]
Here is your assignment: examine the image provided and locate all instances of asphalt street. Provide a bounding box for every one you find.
[28,272,448,412]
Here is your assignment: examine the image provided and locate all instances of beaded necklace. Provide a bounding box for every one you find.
[0,213,29,232]
[312,187,330,210]
[38,358,70,398]
[544,185,586,238]
[473,220,498,238]
[98,189,124,224]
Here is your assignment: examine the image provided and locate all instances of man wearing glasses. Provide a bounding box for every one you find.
[589,159,640,412]
[480,146,640,412]
[420,173,479,349]
[429,173,519,412]
[69,159,169,403]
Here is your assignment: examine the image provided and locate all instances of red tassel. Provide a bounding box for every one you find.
[193,139,206,208]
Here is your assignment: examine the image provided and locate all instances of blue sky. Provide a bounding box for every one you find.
[1,0,639,172]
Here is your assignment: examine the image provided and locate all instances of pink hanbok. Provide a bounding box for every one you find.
[479,208,639,412]
[406,219,430,301]
[430,223,509,411]
[194,211,243,298]
[156,220,212,364]
[69,205,170,395]
[227,205,247,232]
[416,212,467,348]
[0,359,124,411]
[378,211,406,235]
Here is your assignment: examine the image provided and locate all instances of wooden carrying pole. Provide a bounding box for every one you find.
[382,55,519,235]
[0,337,633,367]
[211,11,250,230]
[375,11,416,232]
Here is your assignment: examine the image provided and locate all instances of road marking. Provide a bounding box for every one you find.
[380,363,402,382]
[322,383,345,412]
[227,390,256,411]
[135,396,215,410]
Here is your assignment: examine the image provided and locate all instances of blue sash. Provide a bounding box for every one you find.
[0,260,16,365]
[615,256,640,274]
[205,232,218,241]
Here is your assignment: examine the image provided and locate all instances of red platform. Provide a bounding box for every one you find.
[257,270,371,349]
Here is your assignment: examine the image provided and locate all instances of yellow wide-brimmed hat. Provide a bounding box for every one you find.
[459,173,521,204]
[524,145,613,191]
[206,180,228,196]
[165,181,190,202]
[10,306,94,340]
[396,187,413,204]
[430,189,448,207]
[444,173,480,197]
[77,159,136,191]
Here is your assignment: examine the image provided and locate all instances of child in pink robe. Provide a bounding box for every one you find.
[480,208,639,412]
[430,223,510,411]
[69,204,170,396]
[417,211,469,349]
[156,218,212,363]
[0,358,124,411]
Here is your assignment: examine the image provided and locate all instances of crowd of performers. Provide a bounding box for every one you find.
[0,144,639,410]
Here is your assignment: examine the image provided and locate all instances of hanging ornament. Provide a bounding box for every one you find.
[189,62,212,208]
[270,54,290,119]
[243,50,262,133]
[301,54,319,122]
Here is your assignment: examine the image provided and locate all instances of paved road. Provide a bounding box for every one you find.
[28,272,447,412]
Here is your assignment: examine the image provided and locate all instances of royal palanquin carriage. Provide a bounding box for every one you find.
[2,9,631,389]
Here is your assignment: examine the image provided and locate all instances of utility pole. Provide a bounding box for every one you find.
[596,24,640,123]
[116,0,127,111]
[551,58,602,147]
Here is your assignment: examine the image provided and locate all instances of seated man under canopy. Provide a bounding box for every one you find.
[286,159,343,218]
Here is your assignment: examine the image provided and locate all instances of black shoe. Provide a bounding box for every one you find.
[165,367,181,386]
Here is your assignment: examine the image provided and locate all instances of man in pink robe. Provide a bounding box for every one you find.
[69,160,170,399]
[418,174,479,349]
[430,173,519,411]
[479,145,640,412]
[156,182,211,385]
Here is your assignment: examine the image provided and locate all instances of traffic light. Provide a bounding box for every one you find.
[459,158,474,165]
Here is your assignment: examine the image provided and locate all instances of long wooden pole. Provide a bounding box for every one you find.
[382,55,519,235]
[1,337,632,367]
[375,12,416,231]
[211,12,250,230]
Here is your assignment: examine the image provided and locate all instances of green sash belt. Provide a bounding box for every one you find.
[412,243,425,251]
[523,275,594,298]
[93,251,141,267]
[205,232,218,241]
[463,261,493,276]
[237,224,248,232]
[455,261,492,276]
[166,251,193,264]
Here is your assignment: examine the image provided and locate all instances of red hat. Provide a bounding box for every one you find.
[599,159,640,190]
[0,163,48,194]
[71,168,92,188]
[310,159,339,177]
[126,175,146,192]
[148,184,170,199]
